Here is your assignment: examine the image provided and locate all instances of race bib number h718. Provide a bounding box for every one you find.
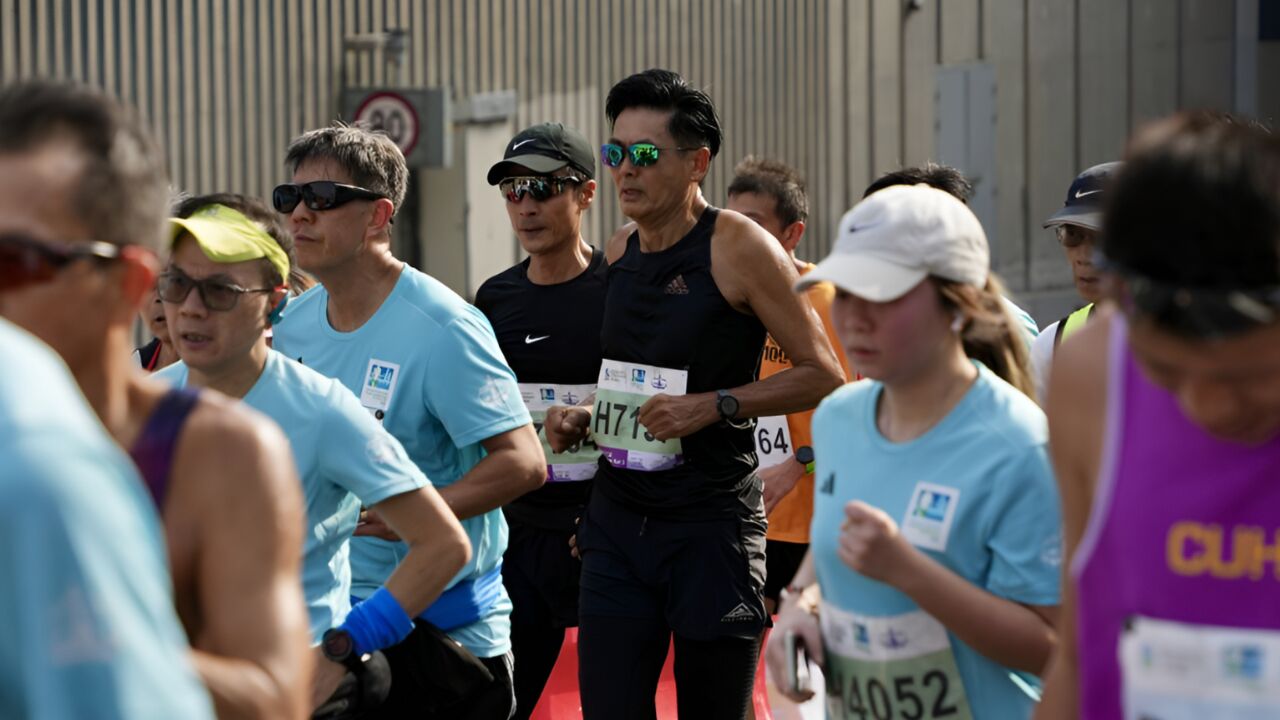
[592,359,688,472]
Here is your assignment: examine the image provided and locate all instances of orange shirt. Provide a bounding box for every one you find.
[759,264,854,544]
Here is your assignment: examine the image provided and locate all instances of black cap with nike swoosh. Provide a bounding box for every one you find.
[486,122,596,185]
[1043,161,1122,231]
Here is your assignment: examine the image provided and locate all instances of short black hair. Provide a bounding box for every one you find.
[173,193,304,291]
[605,69,723,159]
[727,156,809,226]
[1104,111,1279,289]
[0,80,168,251]
[863,163,973,204]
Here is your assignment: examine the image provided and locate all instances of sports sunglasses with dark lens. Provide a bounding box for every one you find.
[600,142,699,168]
[157,269,279,311]
[498,176,582,203]
[272,181,386,213]
[0,233,121,292]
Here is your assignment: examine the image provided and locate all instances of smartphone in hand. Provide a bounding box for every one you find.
[783,629,812,695]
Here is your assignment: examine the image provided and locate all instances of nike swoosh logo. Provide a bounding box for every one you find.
[1074,189,1103,199]
[512,139,536,150]
[525,335,550,344]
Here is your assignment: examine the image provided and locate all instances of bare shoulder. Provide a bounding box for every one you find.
[175,393,301,512]
[1047,308,1113,423]
[710,208,798,308]
[605,221,636,264]
[713,208,779,256]
[1047,306,1114,512]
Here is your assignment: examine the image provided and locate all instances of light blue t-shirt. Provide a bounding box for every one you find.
[157,350,427,642]
[810,363,1060,719]
[1002,296,1040,347]
[273,265,531,657]
[0,319,213,719]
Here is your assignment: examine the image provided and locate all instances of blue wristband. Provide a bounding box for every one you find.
[340,587,414,656]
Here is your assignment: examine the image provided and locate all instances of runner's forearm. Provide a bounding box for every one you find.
[437,425,545,520]
[726,362,842,419]
[191,649,305,720]
[895,549,1057,675]
[375,490,472,616]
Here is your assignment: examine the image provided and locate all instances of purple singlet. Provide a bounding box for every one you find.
[1073,315,1280,719]
[129,387,200,509]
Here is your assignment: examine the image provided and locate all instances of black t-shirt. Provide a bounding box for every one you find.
[596,207,767,520]
[475,247,607,531]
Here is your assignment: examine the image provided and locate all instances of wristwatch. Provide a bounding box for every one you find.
[795,445,815,474]
[321,628,365,674]
[716,390,740,421]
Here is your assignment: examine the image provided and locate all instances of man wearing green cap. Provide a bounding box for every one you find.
[157,193,474,714]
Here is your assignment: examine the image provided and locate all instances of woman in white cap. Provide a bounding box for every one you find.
[764,184,1061,718]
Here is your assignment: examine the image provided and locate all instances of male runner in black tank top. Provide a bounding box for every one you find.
[475,122,605,720]
[544,69,845,720]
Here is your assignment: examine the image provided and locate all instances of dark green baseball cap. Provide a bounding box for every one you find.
[486,122,595,185]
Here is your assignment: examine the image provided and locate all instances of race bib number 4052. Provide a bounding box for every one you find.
[820,602,973,720]
[593,359,688,472]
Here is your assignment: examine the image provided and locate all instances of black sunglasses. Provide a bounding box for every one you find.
[157,269,279,312]
[272,181,386,213]
[0,233,121,293]
[498,176,582,203]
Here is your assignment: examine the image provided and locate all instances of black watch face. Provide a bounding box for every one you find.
[796,446,815,464]
[323,630,354,660]
[719,394,739,419]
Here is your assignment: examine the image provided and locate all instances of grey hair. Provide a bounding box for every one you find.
[284,122,408,213]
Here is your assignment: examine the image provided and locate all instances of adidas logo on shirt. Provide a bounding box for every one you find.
[819,473,835,495]
[664,274,690,295]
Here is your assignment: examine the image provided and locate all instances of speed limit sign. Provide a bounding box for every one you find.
[354,91,420,156]
[342,88,450,167]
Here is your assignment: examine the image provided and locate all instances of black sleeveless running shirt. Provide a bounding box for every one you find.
[475,248,608,531]
[596,206,766,519]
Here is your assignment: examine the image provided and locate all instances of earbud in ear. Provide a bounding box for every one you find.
[950,313,965,334]
[267,295,289,326]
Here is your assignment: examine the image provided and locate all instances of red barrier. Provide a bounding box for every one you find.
[529,627,773,719]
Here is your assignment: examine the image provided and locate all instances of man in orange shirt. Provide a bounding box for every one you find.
[726,157,853,615]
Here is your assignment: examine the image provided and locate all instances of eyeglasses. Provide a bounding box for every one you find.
[157,269,279,312]
[1057,225,1097,249]
[498,176,582,203]
[600,142,699,168]
[271,181,386,213]
[0,233,121,293]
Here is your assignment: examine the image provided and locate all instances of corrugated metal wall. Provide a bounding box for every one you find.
[0,0,1262,313]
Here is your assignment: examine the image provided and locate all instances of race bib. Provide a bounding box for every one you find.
[820,602,973,720]
[753,415,794,469]
[592,359,688,472]
[517,382,599,482]
[1120,616,1280,719]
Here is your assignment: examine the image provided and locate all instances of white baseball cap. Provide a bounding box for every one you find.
[797,184,990,301]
